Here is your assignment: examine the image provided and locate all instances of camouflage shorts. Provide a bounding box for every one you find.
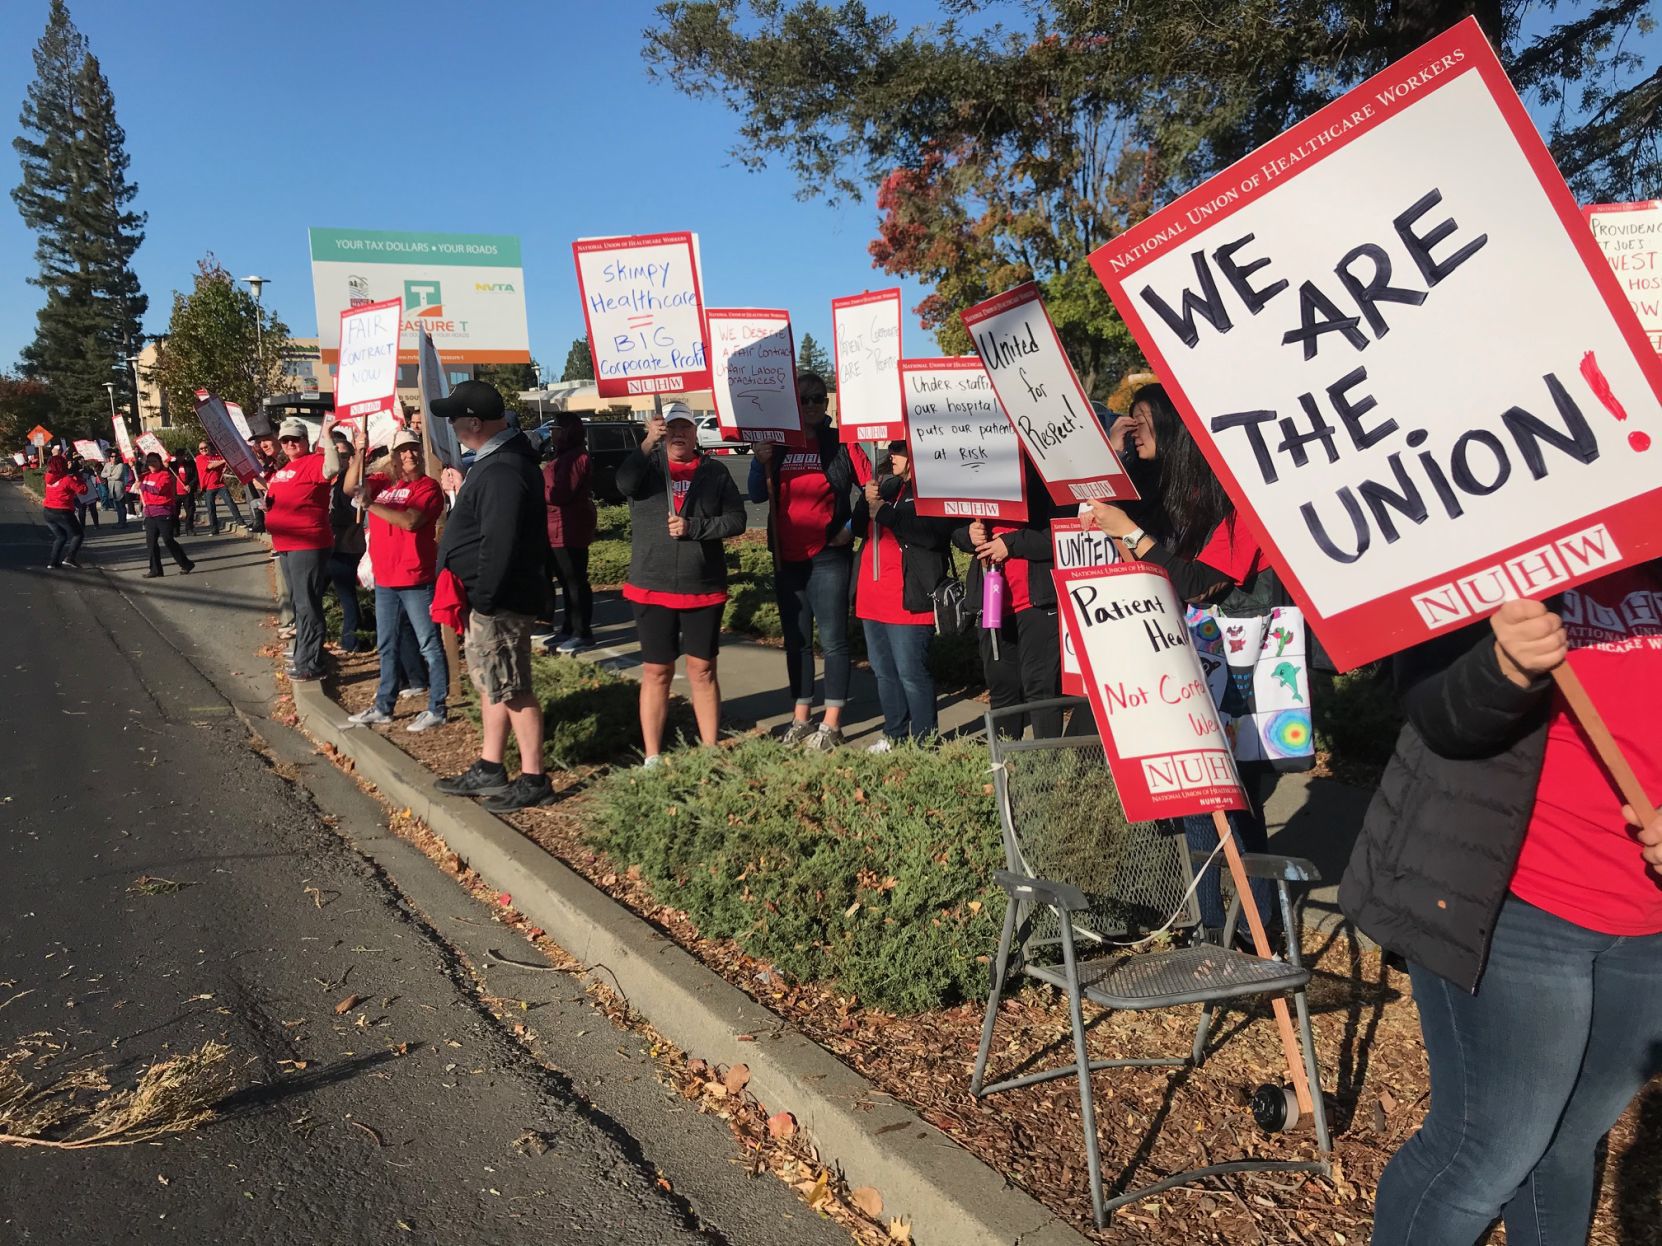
[463,610,536,705]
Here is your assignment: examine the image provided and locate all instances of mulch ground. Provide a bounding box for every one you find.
[310,642,1662,1246]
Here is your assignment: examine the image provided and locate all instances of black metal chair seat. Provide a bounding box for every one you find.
[1025,944,1310,1011]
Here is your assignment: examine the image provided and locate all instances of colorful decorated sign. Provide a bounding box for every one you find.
[901,357,1026,520]
[1088,19,1662,671]
[111,414,135,464]
[1054,563,1247,821]
[1186,604,1315,770]
[1051,516,1119,695]
[1585,201,1662,358]
[706,308,806,447]
[832,289,905,443]
[960,283,1138,505]
[335,298,403,441]
[574,232,710,397]
[193,391,264,485]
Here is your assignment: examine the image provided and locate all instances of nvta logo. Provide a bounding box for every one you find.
[474,281,517,292]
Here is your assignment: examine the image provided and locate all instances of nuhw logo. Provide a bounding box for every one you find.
[1411,524,1624,628]
[404,280,443,317]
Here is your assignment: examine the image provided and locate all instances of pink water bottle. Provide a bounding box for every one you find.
[982,564,1008,659]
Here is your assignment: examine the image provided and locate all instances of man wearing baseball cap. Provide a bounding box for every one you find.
[430,381,554,810]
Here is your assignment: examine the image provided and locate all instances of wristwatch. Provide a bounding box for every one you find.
[1118,527,1146,549]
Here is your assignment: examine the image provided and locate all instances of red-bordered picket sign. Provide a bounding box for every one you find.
[901,356,1027,521]
[706,308,807,448]
[193,390,264,485]
[111,414,135,464]
[1584,200,1662,360]
[832,289,905,444]
[1087,17,1662,674]
[1051,516,1119,695]
[336,298,403,443]
[574,232,710,398]
[960,282,1138,505]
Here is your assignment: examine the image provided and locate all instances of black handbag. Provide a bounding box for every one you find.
[932,561,974,636]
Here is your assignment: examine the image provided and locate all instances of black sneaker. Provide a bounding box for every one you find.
[435,761,512,797]
[481,773,556,812]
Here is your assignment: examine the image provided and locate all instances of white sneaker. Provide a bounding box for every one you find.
[866,737,896,754]
[405,709,446,733]
[347,707,392,725]
[555,634,593,654]
[530,631,558,646]
[398,687,428,701]
[640,754,664,770]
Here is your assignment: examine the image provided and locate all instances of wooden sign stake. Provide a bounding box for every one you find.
[1553,664,1656,824]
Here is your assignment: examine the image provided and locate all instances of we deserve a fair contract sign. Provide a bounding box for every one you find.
[901,356,1027,520]
[706,308,806,447]
[574,232,710,398]
[832,289,905,443]
[1088,19,1662,671]
[1055,564,1246,822]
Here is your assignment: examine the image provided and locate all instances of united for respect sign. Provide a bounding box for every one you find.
[960,283,1138,505]
[1054,564,1246,822]
[1585,201,1662,358]
[1051,516,1119,695]
[1088,19,1662,671]
[832,289,905,443]
[574,232,710,398]
[309,227,529,365]
[901,357,1026,520]
[707,309,806,447]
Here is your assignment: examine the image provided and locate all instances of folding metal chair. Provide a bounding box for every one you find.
[969,697,1331,1226]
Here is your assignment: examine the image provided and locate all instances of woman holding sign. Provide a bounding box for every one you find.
[265,416,343,682]
[1344,582,1662,1246]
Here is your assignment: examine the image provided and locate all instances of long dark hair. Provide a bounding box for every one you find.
[1132,383,1233,560]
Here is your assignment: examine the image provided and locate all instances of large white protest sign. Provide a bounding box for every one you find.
[111,414,135,464]
[225,400,253,443]
[960,283,1138,505]
[707,309,806,447]
[1088,19,1662,671]
[574,232,710,398]
[336,298,402,439]
[193,390,264,485]
[832,289,904,443]
[417,326,463,470]
[73,439,104,462]
[134,431,167,463]
[1054,564,1246,822]
[1585,201,1662,359]
[1051,517,1119,695]
[901,357,1026,520]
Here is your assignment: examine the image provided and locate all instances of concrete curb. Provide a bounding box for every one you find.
[290,680,1088,1246]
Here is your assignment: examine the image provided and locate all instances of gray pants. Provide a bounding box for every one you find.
[278,548,329,676]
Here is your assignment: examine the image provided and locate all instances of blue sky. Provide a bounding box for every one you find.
[0,0,946,376]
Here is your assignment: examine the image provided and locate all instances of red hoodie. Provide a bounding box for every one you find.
[43,459,86,511]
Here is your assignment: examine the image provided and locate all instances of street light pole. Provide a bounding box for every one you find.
[102,381,116,418]
[239,275,271,424]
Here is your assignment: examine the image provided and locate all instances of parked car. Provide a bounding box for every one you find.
[695,415,749,454]
[584,418,649,503]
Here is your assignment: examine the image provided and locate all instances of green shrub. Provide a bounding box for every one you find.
[586,738,1006,1014]
[1314,665,1403,772]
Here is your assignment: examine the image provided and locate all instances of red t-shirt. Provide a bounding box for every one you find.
[366,472,443,588]
[264,452,333,552]
[857,496,933,626]
[1194,515,1263,586]
[1510,565,1662,935]
[776,449,837,562]
[195,453,225,491]
[138,469,177,516]
[43,472,86,511]
[624,459,726,609]
[991,524,1033,613]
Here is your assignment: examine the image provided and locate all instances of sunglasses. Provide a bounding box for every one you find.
[279,436,304,444]
[800,393,828,404]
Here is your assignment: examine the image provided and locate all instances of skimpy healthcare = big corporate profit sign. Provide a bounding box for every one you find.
[309,228,530,365]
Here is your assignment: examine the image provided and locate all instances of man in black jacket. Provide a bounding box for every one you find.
[431,381,554,810]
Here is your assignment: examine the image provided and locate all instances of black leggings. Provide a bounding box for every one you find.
[979,606,1067,739]
[144,515,191,574]
[44,509,82,566]
[549,545,593,637]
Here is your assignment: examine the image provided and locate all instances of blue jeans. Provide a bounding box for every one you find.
[373,584,448,717]
[1372,896,1662,1246]
[776,547,852,708]
[203,486,245,531]
[862,619,936,739]
[1181,776,1275,931]
[327,553,365,650]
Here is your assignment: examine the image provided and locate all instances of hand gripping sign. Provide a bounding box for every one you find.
[1054,561,1313,1111]
[336,298,403,445]
[960,282,1138,505]
[706,308,807,448]
[832,289,905,443]
[574,232,710,398]
[901,356,1027,520]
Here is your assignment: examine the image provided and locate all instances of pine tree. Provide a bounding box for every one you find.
[561,335,594,382]
[796,332,834,389]
[12,2,147,435]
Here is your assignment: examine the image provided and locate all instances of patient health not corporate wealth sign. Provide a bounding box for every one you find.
[1088,18,1662,672]
[309,228,529,365]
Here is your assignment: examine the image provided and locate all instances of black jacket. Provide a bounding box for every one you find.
[950,461,1064,611]
[436,432,550,617]
[618,447,746,596]
[750,420,862,557]
[852,479,957,615]
[1338,624,1555,992]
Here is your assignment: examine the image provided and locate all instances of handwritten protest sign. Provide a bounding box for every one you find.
[417,326,463,470]
[1051,517,1119,695]
[1585,201,1662,359]
[193,391,263,485]
[901,357,1026,520]
[1054,563,1246,822]
[73,439,104,461]
[134,432,166,462]
[336,298,402,442]
[706,309,806,447]
[111,414,135,464]
[574,232,710,398]
[224,401,254,443]
[1088,19,1662,671]
[960,283,1138,505]
[832,289,904,443]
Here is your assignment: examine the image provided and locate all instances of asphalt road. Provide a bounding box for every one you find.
[0,485,844,1246]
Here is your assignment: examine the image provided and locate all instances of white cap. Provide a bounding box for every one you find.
[660,401,695,424]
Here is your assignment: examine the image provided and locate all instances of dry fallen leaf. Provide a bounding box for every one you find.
[888,1219,911,1243]
[335,994,364,1015]
[766,1110,796,1139]
[722,1063,751,1093]
[849,1186,883,1219]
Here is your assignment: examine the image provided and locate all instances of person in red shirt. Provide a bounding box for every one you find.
[853,442,956,750]
[195,436,246,535]
[1351,576,1662,1245]
[137,452,193,577]
[40,453,87,569]
[541,412,598,653]
[340,429,449,732]
[264,416,342,681]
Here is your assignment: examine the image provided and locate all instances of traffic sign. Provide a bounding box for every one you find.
[26,424,53,447]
